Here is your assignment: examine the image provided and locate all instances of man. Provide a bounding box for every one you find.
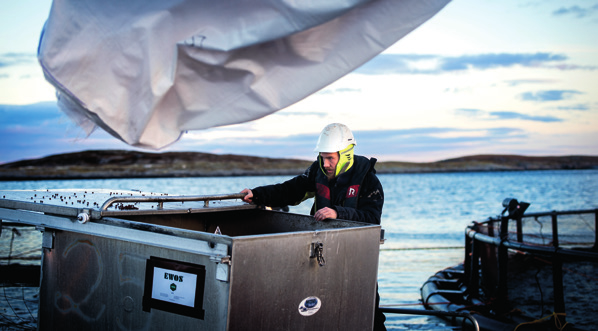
[240,123,386,330]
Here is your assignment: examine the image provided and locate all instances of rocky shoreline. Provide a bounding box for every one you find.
[1,150,597,180]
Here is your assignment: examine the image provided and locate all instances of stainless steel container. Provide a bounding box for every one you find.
[0,190,382,330]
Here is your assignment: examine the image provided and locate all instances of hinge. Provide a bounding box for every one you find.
[310,242,326,267]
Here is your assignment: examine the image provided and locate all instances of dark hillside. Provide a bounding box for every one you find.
[1,150,597,180]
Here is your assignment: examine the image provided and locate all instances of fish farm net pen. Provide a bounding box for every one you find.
[0,286,38,331]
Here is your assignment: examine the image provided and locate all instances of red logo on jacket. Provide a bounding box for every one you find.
[316,183,330,200]
[346,185,359,198]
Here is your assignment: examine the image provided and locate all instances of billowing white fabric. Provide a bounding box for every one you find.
[38,0,450,149]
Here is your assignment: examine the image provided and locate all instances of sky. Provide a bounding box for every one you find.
[1,0,597,164]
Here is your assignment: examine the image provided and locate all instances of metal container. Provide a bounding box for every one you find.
[0,189,382,330]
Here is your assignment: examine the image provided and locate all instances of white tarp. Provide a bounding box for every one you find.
[38,0,450,149]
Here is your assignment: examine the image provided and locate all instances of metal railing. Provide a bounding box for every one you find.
[0,191,252,221]
[98,193,251,218]
[464,199,598,324]
[379,307,480,331]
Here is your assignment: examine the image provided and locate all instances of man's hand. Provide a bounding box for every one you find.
[314,207,337,221]
[240,188,253,203]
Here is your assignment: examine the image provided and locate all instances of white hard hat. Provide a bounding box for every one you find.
[314,123,356,153]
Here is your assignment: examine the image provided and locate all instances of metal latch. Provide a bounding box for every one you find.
[209,255,231,265]
[214,255,231,282]
[310,242,326,267]
[220,256,231,265]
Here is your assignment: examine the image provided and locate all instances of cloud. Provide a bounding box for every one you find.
[556,104,589,111]
[440,53,567,71]
[519,90,582,102]
[484,127,527,136]
[356,127,526,140]
[0,53,37,68]
[454,107,565,123]
[355,52,572,75]
[0,102,63,129]
[454,108,483,117]
[488,111,562,123]
[170,131,318,160]
[177,127,523,159]
[0,102,132,163]
[173,126,532,161]
[354,127,528,155]
[552,4,598,18]
[357,127,461,138]
[504,79,558,87]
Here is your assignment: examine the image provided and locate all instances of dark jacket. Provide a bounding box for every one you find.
[251,155,384,225]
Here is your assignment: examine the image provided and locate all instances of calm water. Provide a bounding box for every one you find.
[1,170,597,329]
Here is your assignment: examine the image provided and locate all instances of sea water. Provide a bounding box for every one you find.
[1,170,597,329]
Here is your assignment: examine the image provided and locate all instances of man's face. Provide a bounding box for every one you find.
[320,152,339,180]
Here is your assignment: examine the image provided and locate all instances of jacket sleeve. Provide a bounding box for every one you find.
[251,162,317,208]
[334,170,384,225]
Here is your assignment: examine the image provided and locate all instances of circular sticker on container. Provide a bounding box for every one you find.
[298,296,321,316]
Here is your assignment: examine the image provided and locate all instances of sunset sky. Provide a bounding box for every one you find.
[1,0,597,164]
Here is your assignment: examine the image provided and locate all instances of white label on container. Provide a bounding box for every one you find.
[298,296,321,316]
[151,267,197,308]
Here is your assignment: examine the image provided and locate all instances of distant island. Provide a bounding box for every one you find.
[1,150,597,180]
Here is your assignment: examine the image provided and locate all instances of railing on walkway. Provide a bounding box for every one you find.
[464,198,598,324]
[379,307,480,331]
